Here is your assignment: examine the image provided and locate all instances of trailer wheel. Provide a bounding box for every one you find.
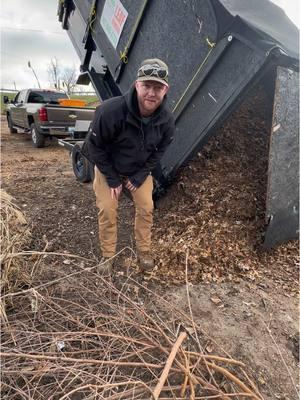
[72,145,93,183]
[7,114,17,133]
[31,123,46,148]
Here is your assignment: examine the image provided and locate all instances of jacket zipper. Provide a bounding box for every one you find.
[152,121,158,151]
[140,120,145,150]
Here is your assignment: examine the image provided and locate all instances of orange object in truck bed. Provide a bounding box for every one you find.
[58,99,87,107]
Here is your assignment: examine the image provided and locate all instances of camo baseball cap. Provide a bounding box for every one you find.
[137,58,169,86]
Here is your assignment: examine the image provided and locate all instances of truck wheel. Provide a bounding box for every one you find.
[72,145,93,183]
[7,114,17,133]
[31,123,45,148]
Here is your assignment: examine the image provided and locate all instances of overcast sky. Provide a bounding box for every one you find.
[0,0,81,91]
[0,0,299,91]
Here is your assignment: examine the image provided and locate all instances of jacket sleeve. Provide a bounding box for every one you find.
[86,106,122,188]
[129,116,175,188]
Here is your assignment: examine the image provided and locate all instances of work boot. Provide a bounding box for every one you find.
[98,257,114,276]
[137,251,154,272]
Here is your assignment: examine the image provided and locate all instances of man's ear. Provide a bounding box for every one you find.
[135,81,139,90]
[164,85,169,95]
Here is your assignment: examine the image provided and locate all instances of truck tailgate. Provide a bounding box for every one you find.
[45,105,95,125]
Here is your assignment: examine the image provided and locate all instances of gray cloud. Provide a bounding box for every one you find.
[1,0,66,33]
[1,0,80,90]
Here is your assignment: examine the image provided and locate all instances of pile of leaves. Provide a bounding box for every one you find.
[152,86,298,289]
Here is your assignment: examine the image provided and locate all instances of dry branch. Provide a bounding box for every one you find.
[0,351,164,370]
[153,331,187,399]
[206,361,262,400]
[1,192,267,399]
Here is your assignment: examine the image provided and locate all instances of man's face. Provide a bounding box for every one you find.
[135,80,169,117]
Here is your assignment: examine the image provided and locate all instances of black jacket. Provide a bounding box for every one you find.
[85,85,175,188]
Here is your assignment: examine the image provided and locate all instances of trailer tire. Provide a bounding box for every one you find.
[31,123,46,148]
[72,145,93,183]
[7,114,17,133]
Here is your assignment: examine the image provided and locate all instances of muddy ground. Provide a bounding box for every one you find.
[1,86,299,400]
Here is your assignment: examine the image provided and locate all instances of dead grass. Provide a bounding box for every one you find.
[0,189,32,296]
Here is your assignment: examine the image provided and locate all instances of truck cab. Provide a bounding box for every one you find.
[5,89,95,148]
[6,89,69,130]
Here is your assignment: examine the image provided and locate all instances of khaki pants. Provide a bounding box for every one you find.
[93,167,154,257]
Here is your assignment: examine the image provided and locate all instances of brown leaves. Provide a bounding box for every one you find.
[152,85,298,291]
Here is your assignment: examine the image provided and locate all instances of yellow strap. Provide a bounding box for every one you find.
[206,37,216,48]
[172,38,216,113]
[89,6,97,33]
[119,48,128,64]
[119,0,148,63]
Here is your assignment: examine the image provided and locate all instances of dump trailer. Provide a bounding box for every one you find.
[57,0,299,248]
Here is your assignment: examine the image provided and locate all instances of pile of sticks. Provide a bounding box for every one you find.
[1,262,263,399]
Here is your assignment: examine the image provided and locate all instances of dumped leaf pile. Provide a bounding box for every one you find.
[153,86,298,289]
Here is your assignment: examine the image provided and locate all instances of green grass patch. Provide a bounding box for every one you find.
[70,95,99,105]
[1,92,17,114]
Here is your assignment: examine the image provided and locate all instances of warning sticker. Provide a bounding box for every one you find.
[100,0,128,49]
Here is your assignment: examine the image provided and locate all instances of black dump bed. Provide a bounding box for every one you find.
[58,0,299,247]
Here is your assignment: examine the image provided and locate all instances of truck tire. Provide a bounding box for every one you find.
[7,114,17,133]
[31,123,46,148]
[72,145,94,183]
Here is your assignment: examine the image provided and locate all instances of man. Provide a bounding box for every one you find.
[86,58,175,274]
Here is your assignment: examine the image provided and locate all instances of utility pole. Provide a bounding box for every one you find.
[28,61,41,88]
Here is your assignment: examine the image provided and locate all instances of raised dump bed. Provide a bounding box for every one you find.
[58,0,299,247]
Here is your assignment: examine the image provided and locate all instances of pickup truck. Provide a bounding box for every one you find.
[4,88,95,148]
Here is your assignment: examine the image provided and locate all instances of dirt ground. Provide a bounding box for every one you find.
[1,86,299,400]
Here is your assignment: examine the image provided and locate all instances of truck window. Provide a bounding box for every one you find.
[14,92,20,103]
[30,91,68,104]
[28,92,45,103]
[18,90,27,103]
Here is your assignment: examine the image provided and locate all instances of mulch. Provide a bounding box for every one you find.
[151,85,298,291]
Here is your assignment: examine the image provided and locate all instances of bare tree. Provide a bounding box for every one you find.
[47,58,78,95]
[61,66,77,95]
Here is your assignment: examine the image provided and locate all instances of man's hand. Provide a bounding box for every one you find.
[125,179,137,192]
[110,184,123,200]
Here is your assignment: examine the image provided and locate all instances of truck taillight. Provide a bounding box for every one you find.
[38,107,48,122]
